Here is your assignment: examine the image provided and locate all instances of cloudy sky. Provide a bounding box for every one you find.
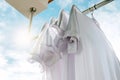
[0,0,120,80]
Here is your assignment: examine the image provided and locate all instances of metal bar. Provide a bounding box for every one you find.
[82,0,114,14]
[29,7,36,32]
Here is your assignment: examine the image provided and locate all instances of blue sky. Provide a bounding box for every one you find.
[0,0,120,80]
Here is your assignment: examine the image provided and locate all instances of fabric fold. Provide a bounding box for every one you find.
[31,23,62,68]
[64,5,82,54]
[57,10,69,31]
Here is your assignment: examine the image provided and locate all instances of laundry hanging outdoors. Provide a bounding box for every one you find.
[1,0,120,80]
[30,5,120,80]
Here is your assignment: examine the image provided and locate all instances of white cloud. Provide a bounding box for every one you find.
[1,49,44,80]
[0,0,18,18]
[0,46,7,68]
[56,0,84,9]
[57,0,73,8]
[0,32,5,43]
[0,0,9,12]
[0,69,10,80]
[0,66,43,80]
[4,49,42,72]
[104,1,118,12]
[8,74,42,80]
[0,21,6,28]
[5,50,30,61]
[0,46,4,52]
[0,54,7,68]
[7,60,41,73]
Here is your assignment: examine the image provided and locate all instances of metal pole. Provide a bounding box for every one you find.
[28,1,53,32]
[29,7,37,32]
[82,0,114,14]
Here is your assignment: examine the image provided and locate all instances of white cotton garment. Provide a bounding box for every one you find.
[69,5,120,80]
[45,10,70,80]
[31,23,61,68]
[31,5,120,80]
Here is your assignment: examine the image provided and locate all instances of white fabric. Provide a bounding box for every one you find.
[70,6,120,80]
[31,23,61,68]
[57,10,69,31]
[31,5,120,80]
[50,18,58,25]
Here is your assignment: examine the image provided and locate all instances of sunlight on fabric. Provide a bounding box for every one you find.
[12,27,33,48]
[97,18,120,61]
